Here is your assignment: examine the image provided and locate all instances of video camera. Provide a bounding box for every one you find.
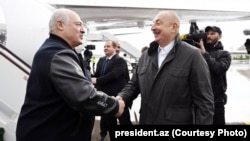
[181,32,207,47]
[83,45,95,60]
[181,22,207,47]
[83,45,95,70]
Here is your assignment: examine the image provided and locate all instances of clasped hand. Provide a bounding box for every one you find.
[114,96,125,117]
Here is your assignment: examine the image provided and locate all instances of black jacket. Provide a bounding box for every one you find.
[94,54,129,96]
[203,41,231,104]
[16,34,119,141]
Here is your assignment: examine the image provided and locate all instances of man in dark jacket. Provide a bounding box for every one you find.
[92,40,132,141]
[16,8,124,141]
[117,10,214,124]
[198,26,231,124]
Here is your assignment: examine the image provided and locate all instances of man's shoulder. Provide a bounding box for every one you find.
[112,54,125,60]
[214,47,230,54]
[178,41,201,54]
[217,49,231,57]
[111,55,127,64]
[99,56,106,60]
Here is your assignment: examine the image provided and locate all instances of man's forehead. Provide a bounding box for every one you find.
[73,15,83,22]
[69,11,80,19]
[153,13,165,22]
[105,41,112,46]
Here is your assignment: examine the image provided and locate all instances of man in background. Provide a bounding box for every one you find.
[92,40,132,141]
[198,25,231,125]
[91,56,96,74]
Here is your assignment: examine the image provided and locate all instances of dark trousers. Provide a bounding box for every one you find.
[100,107,132,141]
[213,102,225,125]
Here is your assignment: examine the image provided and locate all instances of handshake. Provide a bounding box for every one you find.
[244,39,250,54]
[91,78,126,117]
[114,96,125,117]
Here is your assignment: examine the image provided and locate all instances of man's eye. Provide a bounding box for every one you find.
[75,22,82,26]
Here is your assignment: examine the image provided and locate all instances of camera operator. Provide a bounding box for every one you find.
[244,38,250,54]
[197,26,231,125]
[83,45,95,71]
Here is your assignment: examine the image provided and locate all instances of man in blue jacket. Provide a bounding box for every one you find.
[16,8,124,141]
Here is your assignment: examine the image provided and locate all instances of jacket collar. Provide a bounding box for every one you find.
[205,41,224,51]
[49,33,72,50]
[147,34,181,69]
[148,34,181,56]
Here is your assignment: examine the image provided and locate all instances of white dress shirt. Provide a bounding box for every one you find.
[158,40,175,68]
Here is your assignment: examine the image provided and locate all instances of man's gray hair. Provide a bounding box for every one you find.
[49,8,71,33]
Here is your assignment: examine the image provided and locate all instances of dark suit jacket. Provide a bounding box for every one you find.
[94,54,129,96]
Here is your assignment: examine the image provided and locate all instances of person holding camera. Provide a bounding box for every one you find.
[198,26,231,125]
[244,38,250,54]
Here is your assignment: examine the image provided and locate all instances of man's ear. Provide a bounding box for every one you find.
[171,22,179,33]
[56,21,64,31]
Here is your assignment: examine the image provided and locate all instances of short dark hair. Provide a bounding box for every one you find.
[106,40,118,48]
